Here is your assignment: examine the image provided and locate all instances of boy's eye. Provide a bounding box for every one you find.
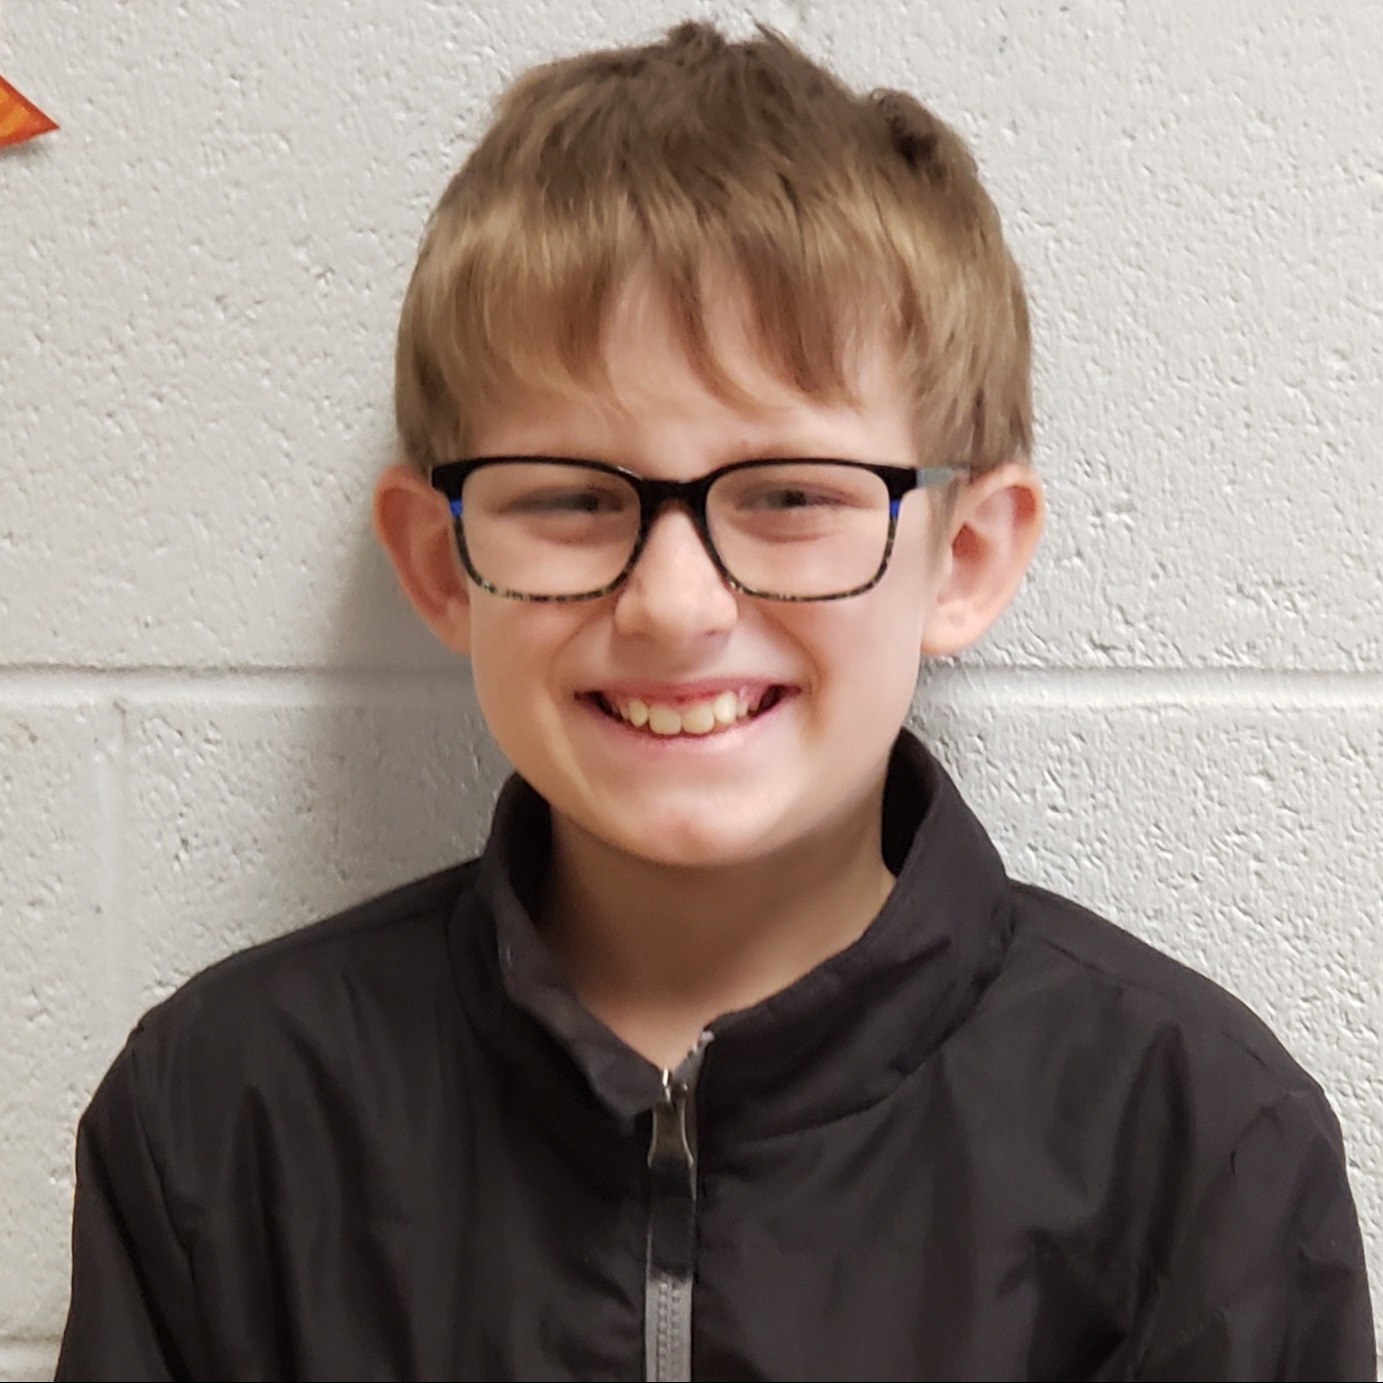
[717,462,883,517]
[508,487,628,515]
[742,486,845,511]
[720,469,876,516]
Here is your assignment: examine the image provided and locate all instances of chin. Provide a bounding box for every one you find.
[591,803,791,872]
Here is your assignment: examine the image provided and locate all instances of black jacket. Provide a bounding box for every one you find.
[57,734,1374,1381]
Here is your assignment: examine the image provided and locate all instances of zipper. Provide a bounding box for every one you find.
[644,1039,709,1382]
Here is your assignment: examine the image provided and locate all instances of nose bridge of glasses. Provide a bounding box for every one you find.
[627,473,726,579]
[636,472,711,517]
[633,473,714,538]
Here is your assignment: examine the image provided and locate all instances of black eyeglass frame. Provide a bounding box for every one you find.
[429,455,965,603]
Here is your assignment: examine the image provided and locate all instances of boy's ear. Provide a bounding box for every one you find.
[373,464,473,655]
[921,461,1045,657]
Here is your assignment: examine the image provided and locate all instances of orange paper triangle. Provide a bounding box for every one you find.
[0,74,58,149]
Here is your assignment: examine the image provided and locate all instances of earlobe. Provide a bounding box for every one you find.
[373,463,474,655]
[921,461,1045,657]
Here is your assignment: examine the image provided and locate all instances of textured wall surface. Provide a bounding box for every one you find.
[2,0,1379,1376]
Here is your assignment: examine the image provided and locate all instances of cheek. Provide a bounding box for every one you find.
[466,602,590,710]
[463,610,541,735]
[788,594,928,709]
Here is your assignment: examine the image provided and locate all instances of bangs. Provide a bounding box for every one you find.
[400,191,907,463]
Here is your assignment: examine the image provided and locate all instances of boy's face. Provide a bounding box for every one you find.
[447,277,951,872]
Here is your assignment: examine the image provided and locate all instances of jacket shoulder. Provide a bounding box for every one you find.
[93,862,484,1198]
[132,860,479,1040]
[998,889,1376,1377]
[983,885,1351,1194]
[1004,881,1323,1102]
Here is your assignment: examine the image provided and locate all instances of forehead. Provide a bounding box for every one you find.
[468,274,918,470]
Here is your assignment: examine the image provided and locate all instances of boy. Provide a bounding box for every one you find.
[58,21,1372,1381]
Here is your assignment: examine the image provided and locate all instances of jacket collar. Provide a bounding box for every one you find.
[456,729,1013,1140]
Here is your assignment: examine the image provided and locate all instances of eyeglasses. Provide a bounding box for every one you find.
[429,456,963,603]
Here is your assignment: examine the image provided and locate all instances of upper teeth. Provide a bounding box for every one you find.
[618,690,753,736]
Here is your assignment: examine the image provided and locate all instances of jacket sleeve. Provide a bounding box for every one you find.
[1128,1086,1376,1381]
[55,1038,200,1382]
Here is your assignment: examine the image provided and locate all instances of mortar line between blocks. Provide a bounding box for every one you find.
[923,668,1383,712]
[0,665,1381,711]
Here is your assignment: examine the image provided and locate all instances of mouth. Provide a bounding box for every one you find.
[579,685,797,738]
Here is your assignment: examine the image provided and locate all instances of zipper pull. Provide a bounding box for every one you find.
[648,1070,693,1176]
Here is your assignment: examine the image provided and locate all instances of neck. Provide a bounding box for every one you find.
[539,785,896,1071]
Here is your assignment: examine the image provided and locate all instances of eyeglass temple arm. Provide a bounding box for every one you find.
[885,465,964,514]
[916,465,964,488]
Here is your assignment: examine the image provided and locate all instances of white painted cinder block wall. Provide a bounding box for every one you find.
[2,0,1379,1376]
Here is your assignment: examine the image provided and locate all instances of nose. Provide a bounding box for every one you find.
[612,505,740,642]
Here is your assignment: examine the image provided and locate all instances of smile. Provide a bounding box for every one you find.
[581,685,794,737]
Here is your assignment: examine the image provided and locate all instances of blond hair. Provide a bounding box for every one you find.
[395,21,1031,475]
